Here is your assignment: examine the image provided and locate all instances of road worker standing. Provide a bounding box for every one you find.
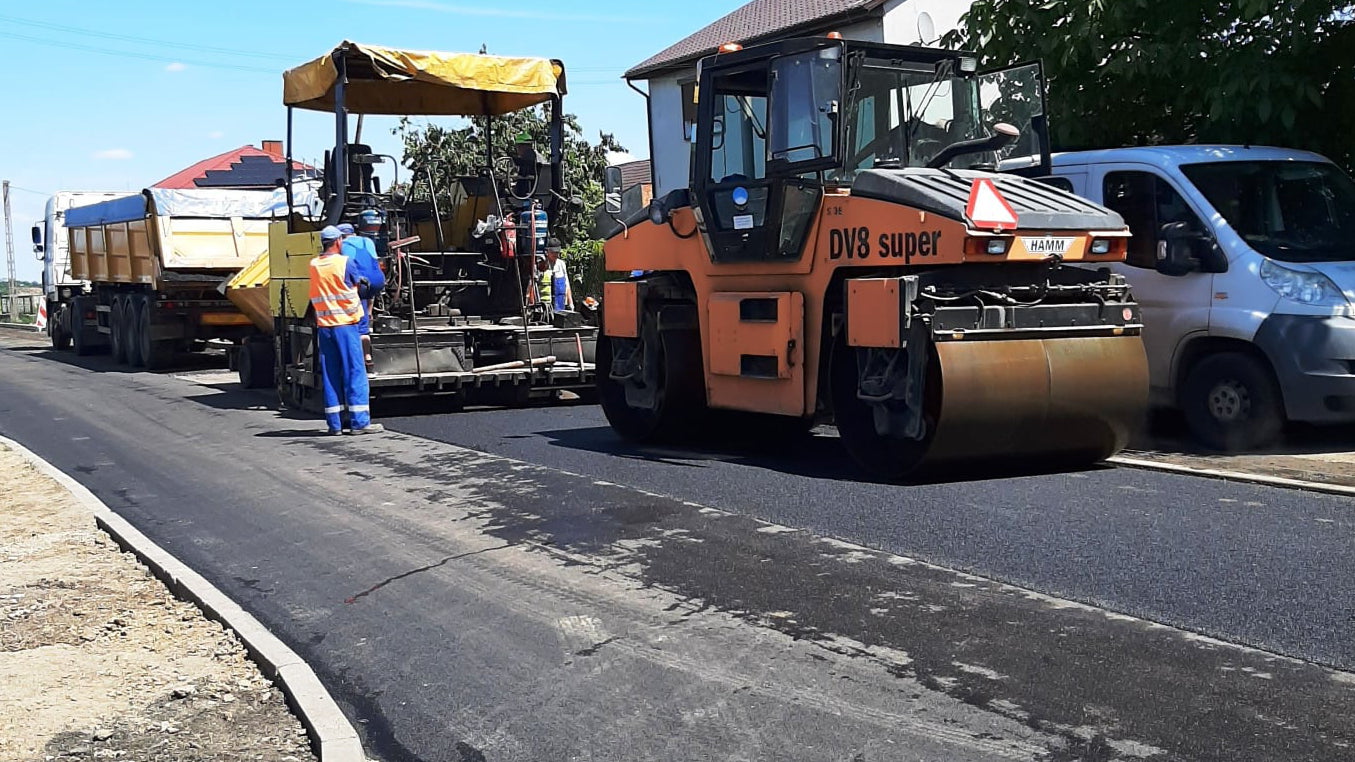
[309,225,382,435]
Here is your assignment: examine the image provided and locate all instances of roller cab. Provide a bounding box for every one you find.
[598,36,1149,478]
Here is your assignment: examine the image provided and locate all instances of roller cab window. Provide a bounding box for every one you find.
[694,42,843,263]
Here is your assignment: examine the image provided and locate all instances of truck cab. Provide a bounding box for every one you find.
[1048,146,1355,450]
[32,191,127,346]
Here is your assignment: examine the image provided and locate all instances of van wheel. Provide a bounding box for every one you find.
[1182,352,1283,451]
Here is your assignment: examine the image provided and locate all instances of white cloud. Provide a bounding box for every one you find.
[92,149,134,160]
[208,131,225,139]
[344,0,649,22]
[164,62,186,72]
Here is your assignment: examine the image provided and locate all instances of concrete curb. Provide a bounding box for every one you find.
[0,435,369,762]
[1110,455,1355,499]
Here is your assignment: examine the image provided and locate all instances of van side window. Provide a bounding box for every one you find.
[1037,176,1074,192]
[1103,171,1205,269]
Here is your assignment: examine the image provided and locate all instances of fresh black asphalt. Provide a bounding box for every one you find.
[2,334,1353,761]
[387,404,1355,671]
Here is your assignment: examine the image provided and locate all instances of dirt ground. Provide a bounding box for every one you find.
[0,444,317,762]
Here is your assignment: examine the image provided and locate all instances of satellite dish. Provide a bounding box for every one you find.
[917,12,936,44]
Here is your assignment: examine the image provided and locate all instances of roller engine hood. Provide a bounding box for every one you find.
[851,168,1125,231]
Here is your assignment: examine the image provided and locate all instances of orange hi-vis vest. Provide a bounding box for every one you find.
[308,253,362,327]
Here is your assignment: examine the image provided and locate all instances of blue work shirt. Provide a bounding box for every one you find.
[341,235,386,298]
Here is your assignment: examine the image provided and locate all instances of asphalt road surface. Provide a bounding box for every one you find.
[1,332,1353,762]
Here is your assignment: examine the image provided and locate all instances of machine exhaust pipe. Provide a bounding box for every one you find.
[926,123,1020,169]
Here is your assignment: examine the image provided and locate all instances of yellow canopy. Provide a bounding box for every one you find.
[283,42,565,116]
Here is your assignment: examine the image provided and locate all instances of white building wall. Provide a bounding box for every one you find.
[646,74,690,198]
[881,0,972,46]
[645,18,886,196]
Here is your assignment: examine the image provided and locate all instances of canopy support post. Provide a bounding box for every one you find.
[325,50,349,226]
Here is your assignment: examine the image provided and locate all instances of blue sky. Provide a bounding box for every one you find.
[2,0,744,280]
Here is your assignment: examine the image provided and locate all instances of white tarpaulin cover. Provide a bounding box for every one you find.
[146,188,291,219]
[66,188,295,227]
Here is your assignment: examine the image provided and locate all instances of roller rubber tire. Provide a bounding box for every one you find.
[830,337,933,480]
[597,305,705,443]
[1182,352,1283,452]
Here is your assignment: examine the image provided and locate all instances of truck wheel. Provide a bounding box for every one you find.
[238,337,275,389]
[71,298,95,356]
[109,296,127,364]
[124,297,145,367]
[138,297,173,370]
[1182,352,1283,451]
[50,305,71,351]
[597,303,704,442]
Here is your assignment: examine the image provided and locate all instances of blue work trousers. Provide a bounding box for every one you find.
[317,323,371,431]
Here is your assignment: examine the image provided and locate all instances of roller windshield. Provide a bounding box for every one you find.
[1181,161,1355,263]
[834,59,980,179]
[833,56,1045,181]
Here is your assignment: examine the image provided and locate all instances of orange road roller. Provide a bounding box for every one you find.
[598,36,1147,479]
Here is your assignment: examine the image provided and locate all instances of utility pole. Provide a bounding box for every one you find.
[3,181,16,322]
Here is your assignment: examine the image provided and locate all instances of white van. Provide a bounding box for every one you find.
[1046,146,1355,450]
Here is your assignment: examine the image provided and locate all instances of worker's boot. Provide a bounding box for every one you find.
[362,335,374,373]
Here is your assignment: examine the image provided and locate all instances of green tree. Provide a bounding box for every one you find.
[945,0,1355,170]
[396,108,624,297]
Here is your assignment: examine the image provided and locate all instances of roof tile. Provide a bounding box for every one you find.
[626,0,884,79]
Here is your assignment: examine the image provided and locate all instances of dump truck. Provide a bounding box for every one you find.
[226,42,596,407]
[598,36,1149,478]
[50,188,282,367]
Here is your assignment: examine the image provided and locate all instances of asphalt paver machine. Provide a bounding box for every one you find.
[229,42,595,408]
[599,36,1149,478]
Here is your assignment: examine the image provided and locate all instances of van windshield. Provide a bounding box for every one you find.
[1181,160,1355,263]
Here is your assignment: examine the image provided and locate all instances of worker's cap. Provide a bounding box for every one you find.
[336,223,356,236]
[545,237,562,253]
[319,225,343,243]
[359,209,384,228]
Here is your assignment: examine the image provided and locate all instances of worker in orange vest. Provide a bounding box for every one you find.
[309,226,382,435]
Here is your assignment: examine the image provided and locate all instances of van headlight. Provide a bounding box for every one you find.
[1259,258,1349,307]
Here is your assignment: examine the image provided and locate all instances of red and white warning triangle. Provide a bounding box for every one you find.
[965,178,1020,231]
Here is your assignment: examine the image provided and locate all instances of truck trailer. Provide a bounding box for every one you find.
[51,188,281,368]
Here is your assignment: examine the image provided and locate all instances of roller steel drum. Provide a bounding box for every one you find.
[917,335,1148,471]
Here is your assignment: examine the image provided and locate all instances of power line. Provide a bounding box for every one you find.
[0,13,295,61]
[0,30,277,73]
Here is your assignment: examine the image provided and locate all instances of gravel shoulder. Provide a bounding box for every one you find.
[0,443,316,762]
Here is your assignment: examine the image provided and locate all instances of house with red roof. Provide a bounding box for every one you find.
[153,140,317,190]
